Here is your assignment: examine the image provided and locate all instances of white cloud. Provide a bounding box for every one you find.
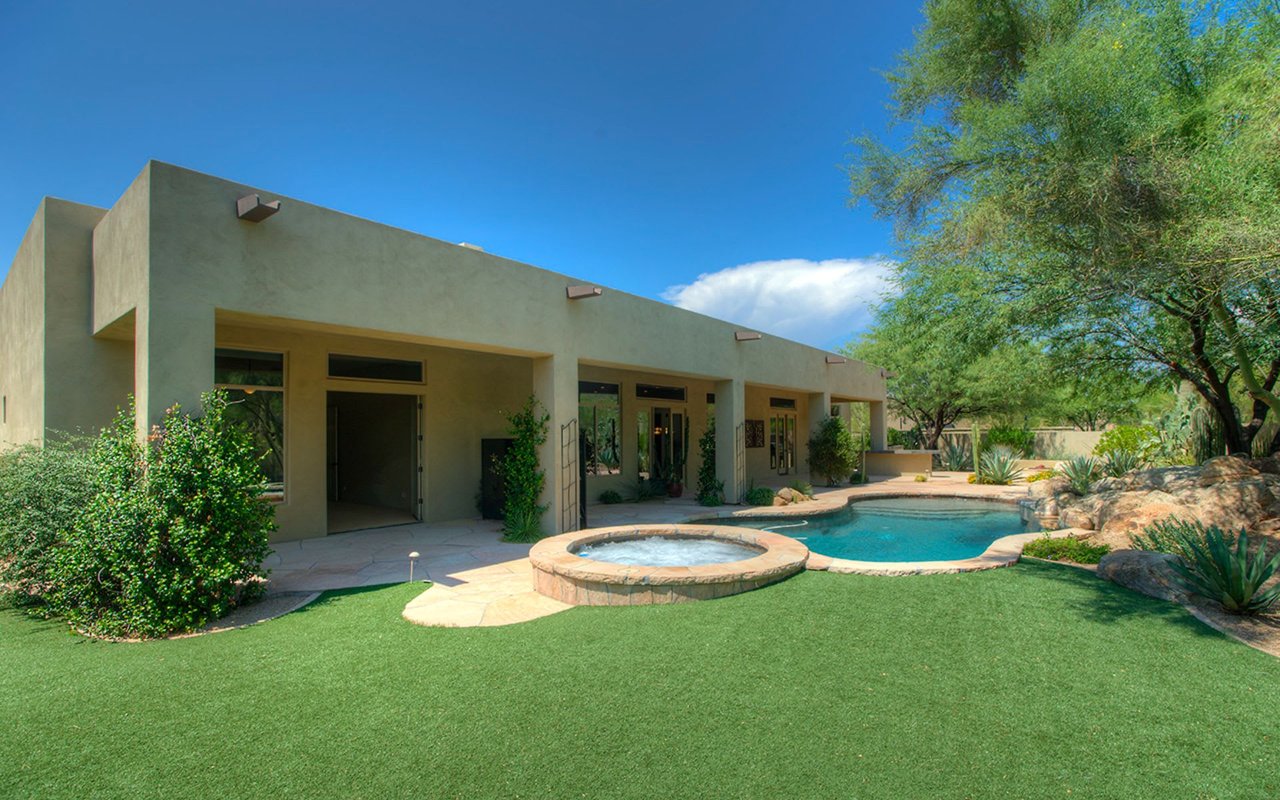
[661,258,893,349]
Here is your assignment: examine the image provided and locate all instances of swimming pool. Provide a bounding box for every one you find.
[710,497,1038,563]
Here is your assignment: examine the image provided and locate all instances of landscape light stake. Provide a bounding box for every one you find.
[409,551,420,583]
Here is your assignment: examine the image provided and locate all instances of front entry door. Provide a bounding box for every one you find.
[647,406,687,484]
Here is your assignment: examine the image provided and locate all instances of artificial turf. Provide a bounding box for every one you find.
[2,561,1277,799]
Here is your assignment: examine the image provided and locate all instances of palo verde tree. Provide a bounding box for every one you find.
[850,0,1280,456]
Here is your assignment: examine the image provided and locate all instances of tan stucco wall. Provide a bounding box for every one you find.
[0,204,48,447]
[0,199,132,448]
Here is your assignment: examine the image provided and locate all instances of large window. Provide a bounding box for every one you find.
[215,348,286,497]
[579,381,621,476]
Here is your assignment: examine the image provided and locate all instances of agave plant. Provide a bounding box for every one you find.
[977,446,1020,485]
[940,438,972,471]
[1163,522,1280,615]
[1102,449,1143,478]
[1059,456,1100,495]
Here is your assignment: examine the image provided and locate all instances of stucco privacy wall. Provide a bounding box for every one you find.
[0,199,132,447]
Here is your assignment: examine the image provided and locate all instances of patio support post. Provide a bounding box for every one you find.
[869,400,888,451]
[532,353,579,535]
[805,391,831,482]
[714,378,745,503]
[133,303,215,434]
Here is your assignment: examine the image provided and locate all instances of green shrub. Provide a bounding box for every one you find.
[497,396,550,542]
[1059,456,1100,495]
[914,474,928,482]
[984,426,1034,458]
[1093,425,1158,459]
[695,421,724,506]
[887,427,922,449]
[940,438,972,471]
[807,416,858,486]
[1148,520,1280,615]
[745,486,776,506]
[1022,535,1110,564]
[47,393,275,638]
[0,434,98,604]
[1102,449,1143,477]
[598,490,623,504]
[1025,469,1056,483]
[977,446,1019,485]
[787,479,813,497]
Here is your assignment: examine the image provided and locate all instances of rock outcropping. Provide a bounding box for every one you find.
[1036,456,1280,550]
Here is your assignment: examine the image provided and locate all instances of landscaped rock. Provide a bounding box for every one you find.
[1198,455,1260,486]
[1028,476,1069,499]
[1052,458,1280,549]
[1097,550,1187,603]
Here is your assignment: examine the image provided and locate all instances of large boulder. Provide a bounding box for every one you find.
[1185,477,1277,533]
[1097,550,1187,604]
[1093,497,1192,550]
[1198,455,1260,486]
[1028,476,1069,499]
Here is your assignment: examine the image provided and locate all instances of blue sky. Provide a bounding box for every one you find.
[0,1,920,349]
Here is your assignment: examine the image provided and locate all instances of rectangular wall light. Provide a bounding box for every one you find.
[734,331,762,341]
[566,285,603,299]
[826,355,848,364]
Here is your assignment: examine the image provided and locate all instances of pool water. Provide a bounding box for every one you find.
[715,497,1037,562]
[575,536,762,567]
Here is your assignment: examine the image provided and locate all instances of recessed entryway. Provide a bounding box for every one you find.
[326,391,421,534]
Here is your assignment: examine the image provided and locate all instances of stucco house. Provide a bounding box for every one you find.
[0,161,890,541]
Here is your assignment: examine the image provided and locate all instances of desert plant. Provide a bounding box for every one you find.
[787,479,813,497]
[497,396,550,542]
[976,446,1019,485]
[939,438,972,471]
[46,393,275,638]
[598,489,623,504]
[695,421,724,506]
[984,426,1034,458]
[1025,469,1056,483]
[1059,456,1100,495]
[1130,518,1212,561]
[745,486,776,506]
[0,434,98,605]
[1022,535,1110,565]
[1156,521,1280,615]
[914,474,928,483]
[1102,449,1143,477]
[634,478,661,502]
[807,416,858,486]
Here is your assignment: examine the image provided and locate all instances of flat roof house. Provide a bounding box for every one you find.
[0,162,889,541]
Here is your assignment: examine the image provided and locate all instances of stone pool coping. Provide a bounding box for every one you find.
[685,493,1075,576]
[529,524,810,605]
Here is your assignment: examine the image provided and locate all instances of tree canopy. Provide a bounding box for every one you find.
[849,0,1280,455]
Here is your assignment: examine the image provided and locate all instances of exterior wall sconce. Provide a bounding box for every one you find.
[825,355,848,364]
[566,285,603,300]
[734,331,762,342]
[236,194,281,222]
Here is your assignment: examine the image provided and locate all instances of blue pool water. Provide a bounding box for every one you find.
[714,497,1037,562]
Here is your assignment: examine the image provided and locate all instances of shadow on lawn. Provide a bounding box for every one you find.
[1016,560,1221,640]
[287,581,419,616]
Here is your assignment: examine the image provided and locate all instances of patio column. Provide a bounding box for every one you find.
[533,353,579,535]
[714,378,745,503]
[134,303,215,434]
[869,400,888,451]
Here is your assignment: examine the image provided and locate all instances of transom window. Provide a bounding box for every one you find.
[328,354,424,383]
[636,383,686,402]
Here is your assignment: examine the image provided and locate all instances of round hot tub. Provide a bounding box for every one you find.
[529,524,809,606]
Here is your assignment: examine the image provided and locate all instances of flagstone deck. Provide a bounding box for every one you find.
[266,474,1032,628]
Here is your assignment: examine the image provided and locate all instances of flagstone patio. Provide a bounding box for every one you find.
[267,474,1030,628]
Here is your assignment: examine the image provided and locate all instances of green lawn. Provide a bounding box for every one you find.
[2,562,1277,799]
